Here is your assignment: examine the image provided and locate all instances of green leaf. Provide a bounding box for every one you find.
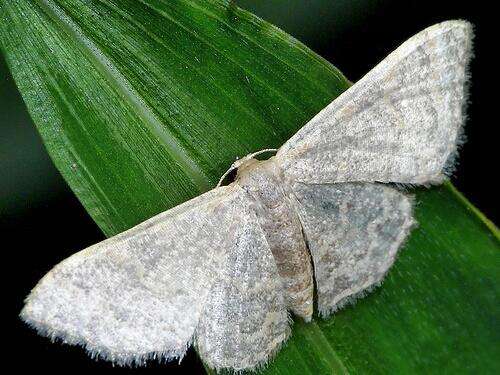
[1,0,498,373]
[0,0,349,236]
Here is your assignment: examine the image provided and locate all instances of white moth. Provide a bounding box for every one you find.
[21,20,472,371]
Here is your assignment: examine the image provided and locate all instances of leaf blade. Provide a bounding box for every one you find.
[1,0,498,373]
[1,0,349,235]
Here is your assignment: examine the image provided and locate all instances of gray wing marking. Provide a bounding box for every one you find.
[196,193,290,371]
[291,183,414,316]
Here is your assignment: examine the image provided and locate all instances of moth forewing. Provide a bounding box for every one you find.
[276,20,472,186]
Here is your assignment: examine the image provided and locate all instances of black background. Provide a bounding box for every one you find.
[2,1,491,374]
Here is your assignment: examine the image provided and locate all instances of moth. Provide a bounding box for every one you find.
[21,20,472,371]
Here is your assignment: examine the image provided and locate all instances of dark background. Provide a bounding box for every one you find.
[2,1,491,373]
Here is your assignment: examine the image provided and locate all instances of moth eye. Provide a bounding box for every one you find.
[219,168,238,186]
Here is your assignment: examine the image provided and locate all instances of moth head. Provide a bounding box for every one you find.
[217,149,277,187]
[234,156,260,175]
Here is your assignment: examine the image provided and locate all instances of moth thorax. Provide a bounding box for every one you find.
[236,157,274,181]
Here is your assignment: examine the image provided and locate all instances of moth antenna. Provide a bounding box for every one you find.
[217,148,277,187]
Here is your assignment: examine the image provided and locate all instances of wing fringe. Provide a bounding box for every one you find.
[20,307,192,367]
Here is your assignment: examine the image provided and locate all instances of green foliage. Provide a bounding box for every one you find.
[1,0,498,373]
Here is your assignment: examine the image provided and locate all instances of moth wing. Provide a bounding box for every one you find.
[290,182,414,316]
[21,185,247,365]
[277,20,472,185]
[195,195,290,371]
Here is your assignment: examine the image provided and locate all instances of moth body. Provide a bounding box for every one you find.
[235,157,314,321]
